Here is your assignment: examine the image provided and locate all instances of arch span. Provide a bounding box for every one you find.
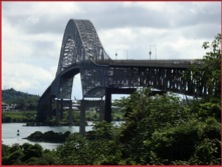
[37,19,204,123]
[56,19,110,99]
[37,19,110,122]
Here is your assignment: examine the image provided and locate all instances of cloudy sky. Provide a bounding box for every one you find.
[2,2,221,99]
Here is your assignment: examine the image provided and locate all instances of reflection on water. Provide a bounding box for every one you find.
[2,123,93,150]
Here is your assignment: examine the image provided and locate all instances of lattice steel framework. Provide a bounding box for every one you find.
[37,19,110,121]
[37,19,205,122]
[55,19,110,99]
[79,60,206,97]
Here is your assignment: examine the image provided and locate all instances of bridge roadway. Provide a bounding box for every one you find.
[80,58,205,98]
[94,59,201,68]
[59,59,201,79]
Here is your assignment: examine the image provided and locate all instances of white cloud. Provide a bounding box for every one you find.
[3,2,81,17]
[3,61,54,95]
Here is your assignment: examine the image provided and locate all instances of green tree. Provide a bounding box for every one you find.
[16,98,28,110]
[119,89,191,164]
[190,34,221,99]
[56,133,91,165]
[2,143,57,165]
[117,88,220,165]
[56,122,123,165]
[2,144,24,165]
[21,143,43,161]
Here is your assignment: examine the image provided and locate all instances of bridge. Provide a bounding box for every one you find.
[37,19,206,132]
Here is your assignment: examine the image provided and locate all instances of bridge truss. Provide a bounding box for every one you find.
[37,19,206,127]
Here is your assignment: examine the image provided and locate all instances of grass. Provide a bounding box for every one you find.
[2,111,36,123]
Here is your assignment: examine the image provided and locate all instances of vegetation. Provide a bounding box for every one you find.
[24,131,71,143]
[2,109,124,124]
[55,107,125,124]
[3,90,220,165]
[55,89,220,165]
[188,33,221,99]
[2,143,57,165]
[2,88,40,110]
[2,111,36,123]
[2,34,220,165]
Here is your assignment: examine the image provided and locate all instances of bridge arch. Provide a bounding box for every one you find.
[37,19,204,124]
[37,19,112,122]
[55,19,110,99]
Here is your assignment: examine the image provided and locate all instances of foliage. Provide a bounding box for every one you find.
[2,143,57,165]
[2,88,40,110]
[25,131,71,143]
[2,111,36,123]
[118,89,220,165]
[189,34,221,98]
[56,121,123,165]
[61,108,124,124]
[3,91,220,165]
[55,87,220,165]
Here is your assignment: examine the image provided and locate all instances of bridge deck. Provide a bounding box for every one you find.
[95,59,202,68]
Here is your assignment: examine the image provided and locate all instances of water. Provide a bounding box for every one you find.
[2,123,93,150]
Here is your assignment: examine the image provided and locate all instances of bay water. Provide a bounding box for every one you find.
[2,123,93,150]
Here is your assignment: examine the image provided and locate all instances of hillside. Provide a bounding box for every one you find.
[2,88,40,102]
[2,88,40,110]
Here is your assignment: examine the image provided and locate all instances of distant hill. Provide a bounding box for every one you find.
[2,88,40,102]
[2,88,40,110]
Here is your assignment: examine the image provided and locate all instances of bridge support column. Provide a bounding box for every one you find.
[68,100,73,125]
[56,100,60,123]
[49,97,53,120]
[99,102,105,121]
[80,100,86,135]
[105,89,112,123]
[60,99,64,120]
[104,88,137,123]
[55,98,64,124]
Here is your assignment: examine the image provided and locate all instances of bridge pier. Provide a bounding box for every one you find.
[104,88,137,123]
[99,102,105,121]
[79,99,105,135]
[80,100,86,135]
[60,99,64,120]
[55,100,60,123]
[105,89,112,122]
[55,99,64,124]
[55,99,73,124]
[49,97,53,120]
[68,100,73,125]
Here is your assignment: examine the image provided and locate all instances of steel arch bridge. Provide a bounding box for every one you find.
[37,19,206,124]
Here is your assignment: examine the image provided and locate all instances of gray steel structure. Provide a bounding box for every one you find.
[37,19,205,123]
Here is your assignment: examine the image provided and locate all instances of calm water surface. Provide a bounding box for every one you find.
[2,123,93,150]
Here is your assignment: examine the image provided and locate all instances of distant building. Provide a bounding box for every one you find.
[2,102,10,111]
[2,102,17,111]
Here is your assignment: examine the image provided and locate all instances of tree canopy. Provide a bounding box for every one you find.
[190,34,221,99]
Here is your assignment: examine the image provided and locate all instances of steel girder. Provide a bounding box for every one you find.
[79,60,207,97]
